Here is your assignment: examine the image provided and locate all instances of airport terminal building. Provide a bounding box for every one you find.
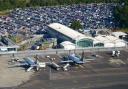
[48,23,126,49]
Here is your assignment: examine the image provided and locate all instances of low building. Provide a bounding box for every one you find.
[112,32,127,38]
[94,35,126,47]
[60,41,75,50]
[0,36,19,54]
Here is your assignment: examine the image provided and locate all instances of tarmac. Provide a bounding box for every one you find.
[0,56,33,88]
[0,50,128,89]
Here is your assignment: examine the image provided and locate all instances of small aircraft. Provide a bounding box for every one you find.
[61,53,85,64]
[60,52,86,71]
[60,53,85,71]
[46,56,61,71]
[50,61,61,70]
[11,57,46,72]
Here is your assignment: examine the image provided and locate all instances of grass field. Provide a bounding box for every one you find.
[0,10,10,16]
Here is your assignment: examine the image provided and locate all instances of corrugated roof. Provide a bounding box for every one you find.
[112,32,127,38]
[94,35,126,47]
[48,23,93,41]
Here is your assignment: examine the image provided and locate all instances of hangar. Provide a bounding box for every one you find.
[48,23,94,48]
[48,23,126,48]
[94,35,126,47]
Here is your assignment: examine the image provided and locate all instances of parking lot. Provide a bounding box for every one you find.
[0,3,117,36]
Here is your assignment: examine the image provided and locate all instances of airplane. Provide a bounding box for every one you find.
[60,53,85,71]
[46,56,61,71]
[11,57,47,72]
[61,53,85,64]
[50,61,61,70]
[60,52,97,71]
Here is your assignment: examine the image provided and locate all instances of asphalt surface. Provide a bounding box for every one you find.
[1,50,128,89]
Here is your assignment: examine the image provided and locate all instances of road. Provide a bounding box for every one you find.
[9,47,127,57]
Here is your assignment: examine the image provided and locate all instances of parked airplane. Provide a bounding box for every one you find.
[60,52,95,71]
[50,61,61,70]
[61,53,85,64]
[46,56,61,71]
[12,57,46,72]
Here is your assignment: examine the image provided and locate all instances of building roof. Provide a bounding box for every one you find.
[94,35,126,47]
[48,23,93,41]
[48,23,126,48]
[60,41,75,45]
[112,32,127,38]
[60,41,75,50]
[0,37,19,48]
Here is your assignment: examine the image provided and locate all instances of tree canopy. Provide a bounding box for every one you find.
[0,0,122,11]
[114,0,128,28]
[70,20,83,31]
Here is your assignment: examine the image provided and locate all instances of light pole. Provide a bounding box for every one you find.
[46,56,52,79]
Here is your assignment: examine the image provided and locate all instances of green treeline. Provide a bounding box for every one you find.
[114,0,128,28]
[0,0,121,11]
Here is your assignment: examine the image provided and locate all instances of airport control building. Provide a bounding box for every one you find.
[48,23,126,49]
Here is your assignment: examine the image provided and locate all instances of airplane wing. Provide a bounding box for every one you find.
[77,61,85,64]
[60,60,73,63]
[12,63,29,66]
[26,66,34,72]
[8,63,29,68]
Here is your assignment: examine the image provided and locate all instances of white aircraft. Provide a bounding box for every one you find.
[46,56,61,71]
[12,57,46,72]
[50,61,61,70]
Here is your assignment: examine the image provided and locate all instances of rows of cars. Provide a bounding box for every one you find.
[0,3,117,36]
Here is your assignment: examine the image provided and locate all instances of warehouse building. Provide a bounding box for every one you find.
[48,23,94,48]
[94,35,126,47]
[48,23,126,49]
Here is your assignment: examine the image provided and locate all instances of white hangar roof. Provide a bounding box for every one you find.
[112,32,127,38]
[48,23,93,41]
[94,35,126,47]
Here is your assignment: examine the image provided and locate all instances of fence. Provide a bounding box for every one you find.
[13,47,127,56]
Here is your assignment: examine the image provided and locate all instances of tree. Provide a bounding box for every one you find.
[114,0,128,28]
[0,0,126,11]
[70,20,83,31]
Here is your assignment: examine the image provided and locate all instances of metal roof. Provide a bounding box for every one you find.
[48,23,93,41]
[0,37,19,48]
[112,32,127,38]
[94,35,126,47]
